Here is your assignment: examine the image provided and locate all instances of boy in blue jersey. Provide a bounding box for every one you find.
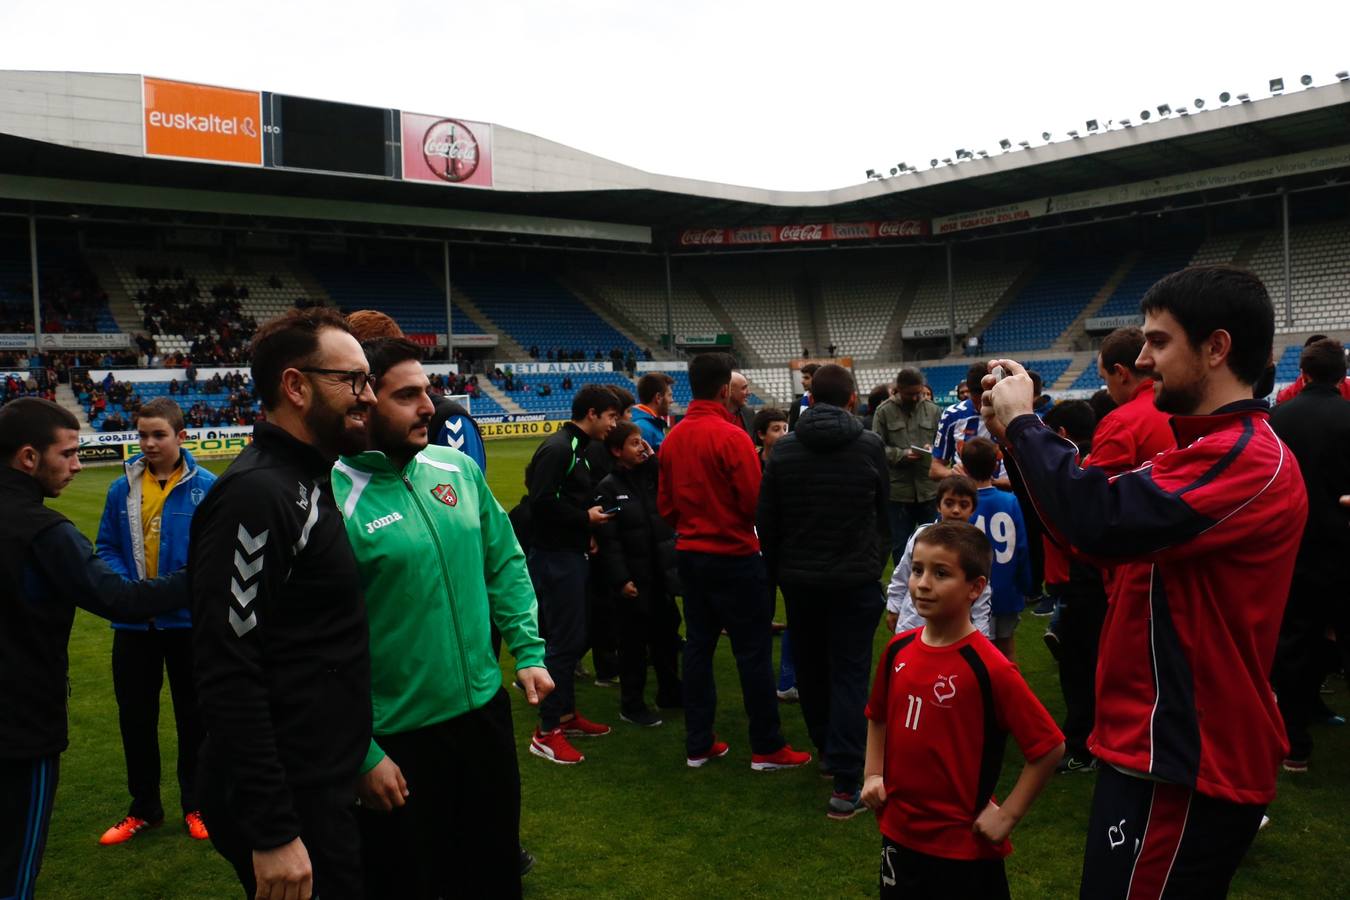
[930,363,1001,482]
[959,438,1031,660]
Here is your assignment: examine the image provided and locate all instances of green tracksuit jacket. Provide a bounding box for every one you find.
[331,445,545,773]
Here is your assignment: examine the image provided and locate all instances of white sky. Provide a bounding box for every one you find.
[3,1,1349,192]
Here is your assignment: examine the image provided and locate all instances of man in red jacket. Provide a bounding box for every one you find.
[983,266,1307,899]
[658,353,810,772]
[1274,333,1350,404]
[1086,326,1174,474]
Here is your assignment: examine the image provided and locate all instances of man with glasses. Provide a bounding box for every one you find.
[189,307,376,900]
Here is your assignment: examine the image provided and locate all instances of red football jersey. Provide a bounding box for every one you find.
[865,628,1063,860]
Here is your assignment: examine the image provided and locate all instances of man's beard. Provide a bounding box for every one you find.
[368,411,430,461]
[306,395,369,458]
[1152,371,1205,415]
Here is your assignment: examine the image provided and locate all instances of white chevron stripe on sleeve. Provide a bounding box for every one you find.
[236,525,269,555]
[234,550,264,581]
[229,608,257,637]
[446,419,463,434]
[230,578,258,608]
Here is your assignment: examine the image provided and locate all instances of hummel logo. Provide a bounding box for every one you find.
[446,419,463,434]
[296,483,310,510]
[230,525,269,638]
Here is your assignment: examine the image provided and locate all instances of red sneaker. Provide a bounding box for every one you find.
[530,727,585,764]
[560,712,611,737]
[99,815,159,845]
[185,811,209,840]
[751,744,812,771]
[686,736,731,768]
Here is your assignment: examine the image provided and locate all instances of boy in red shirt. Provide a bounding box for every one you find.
[862,522,1063,899]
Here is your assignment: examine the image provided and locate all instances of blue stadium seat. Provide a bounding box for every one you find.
[1093,242,1201,320]
[310,261,483,336]
[981,255,1119,352]
[453,271,637,358]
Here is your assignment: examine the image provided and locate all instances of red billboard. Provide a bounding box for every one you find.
[400,112,494,188]
[677,219,927,247]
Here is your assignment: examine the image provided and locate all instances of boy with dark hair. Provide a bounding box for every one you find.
[95,397,215,845]
[594,421,683,724]
[930,362,1001,482]
[524,384,621,764]
[863,521,1063,899]
[632,372,674,452]
[752,407,789,467]
[884,475,991,638]
[960,438,1030,659]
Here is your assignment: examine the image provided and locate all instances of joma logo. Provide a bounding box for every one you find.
[364,512,405,534]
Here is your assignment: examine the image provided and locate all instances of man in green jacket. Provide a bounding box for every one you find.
[330,338,551,899]
[870,367,941,567]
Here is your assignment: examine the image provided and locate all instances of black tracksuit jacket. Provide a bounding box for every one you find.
[593,462,678,603]
[187,422,371,850]
[1271,381,1350,586]
[524,422,595,553]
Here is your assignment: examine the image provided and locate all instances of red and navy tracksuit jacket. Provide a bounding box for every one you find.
[1003,400,1306,805]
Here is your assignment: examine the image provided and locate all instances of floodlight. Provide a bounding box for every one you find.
[930,158,939,167]
[999,138,1012,150]
[956,149,971,159]
[1068,130,1080,138]
[1300,74,1313,86]
[942,158,953,165]
[898,162,909,172]
[1157,104,1171,116]
[1194,98,1205,109]
[1041,131,1052,141]
[978,150,989,158]
[866,169,876,178]
[1120,117,1132,127]
[1176,106,1189,115]
[1338,71,1350,82]
[1140,110,1151,120]
[1018,140,1030,148]
[1270,77,1284,92]
[889,167,898,176]
[1086,119,1099,131]
[1219,91,1231,103]
[1238,93,1251,102]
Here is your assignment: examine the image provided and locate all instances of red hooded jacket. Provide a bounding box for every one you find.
[1085,380,1174,476]
[658,400,762,556]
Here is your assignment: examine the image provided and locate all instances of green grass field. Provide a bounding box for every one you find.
[36,437,1350,898]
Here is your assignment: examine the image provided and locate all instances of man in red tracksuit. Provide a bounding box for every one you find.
[1087,326,1174,474]
[983,266,1307,900]
[658,353,810,772]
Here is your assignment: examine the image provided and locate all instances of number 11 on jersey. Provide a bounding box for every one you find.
[905,694,922,730]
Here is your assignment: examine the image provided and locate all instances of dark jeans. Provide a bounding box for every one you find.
[617,585,682,715]
[782,583,884,794]
[201,775,363,899]
[111,627,202,820]
[678,551,785,757]
[886,500,936,567]
[359,689,522,899]
[1272,575,1335,761]
[0,756,59,900]
[1052,587,1107,759]
[529,548,590,731]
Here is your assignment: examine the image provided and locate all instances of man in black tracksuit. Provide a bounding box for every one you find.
[1,398,186,900]
[758,365,889,818]
[594,421,683,723]
[524,386,621,764]
[189,308,375,899]
[1270,338,1350,768]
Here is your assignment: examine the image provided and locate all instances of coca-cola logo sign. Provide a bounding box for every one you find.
[421,119,480,183]
[680,228,726,246]
[779,224,826,242]
[878,220,925,237]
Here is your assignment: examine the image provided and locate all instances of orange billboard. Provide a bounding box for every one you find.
[143,77,262,165]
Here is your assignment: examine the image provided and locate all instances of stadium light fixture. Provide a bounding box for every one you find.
[1337,71,1350,82]
[1068,130,1081,138]
[956,149,971,160]
[1300,74,1313,86]
[865,169,877,179]
[889,167,898,176]
[930,158,940,167]
[1194,98,1205,109]
[942,158,953,165]
[1041,131,1052,141]
[1269,77,1284,92]
[1157,104,1172,116]
[978,150,989,158]
[1238,93,1251,102]
[1219,91,1232,103]
[1120,117,1132,127]
[999,138,1012,150]
[1018,140,1031,149]
[1139,110,1151,120]
[1086,119,1099,132]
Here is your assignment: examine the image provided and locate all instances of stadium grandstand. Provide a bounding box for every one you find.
[3,70,1350,439]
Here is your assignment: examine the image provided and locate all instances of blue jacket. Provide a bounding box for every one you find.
[630,405,667,453]
[971,486,1032,616]
[431,396,488,473]
[96,449,215,629]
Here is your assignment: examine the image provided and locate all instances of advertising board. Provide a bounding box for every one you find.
[143,77,263,166]
[401,112,494,189]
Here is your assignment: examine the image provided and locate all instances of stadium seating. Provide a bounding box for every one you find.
[1242,222,1350,334]
[1274,344,1303,384]
[692,264,801,362]
[453,271,635,357]
[979,255,1118,352]
[1092,241,1201,320]
[903,257,1028,336]
[308,260,483,336]
[1,246,117,333]
[80,373,256,431]
[583,266,723,344]
[819,263,915,360]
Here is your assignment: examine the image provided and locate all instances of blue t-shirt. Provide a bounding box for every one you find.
[971,486,1032,616]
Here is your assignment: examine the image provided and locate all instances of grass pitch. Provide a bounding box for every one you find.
[36,437,1350,898]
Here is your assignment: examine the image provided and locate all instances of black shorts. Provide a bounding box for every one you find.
[1080,765,1266,900]
[879,836,1009,900]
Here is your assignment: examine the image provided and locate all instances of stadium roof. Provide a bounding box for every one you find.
[1,70,1349,244]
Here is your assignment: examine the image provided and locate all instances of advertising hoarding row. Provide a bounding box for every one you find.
[677,220,928,247]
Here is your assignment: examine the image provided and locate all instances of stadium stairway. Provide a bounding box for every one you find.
[425,269,529,358]
[84,253,144,335]
[476,380,524,415]
[677,274,764,367]
[56,384,92,431]
[797,274,825,358]
[1051,253,1139,352]
[963,263,1041,346]
[556,274,670,359]
[874,268,925,362]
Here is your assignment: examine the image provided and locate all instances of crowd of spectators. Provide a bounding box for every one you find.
[74,368,259,432]
[133,267,260,366]
[428,370,481,400]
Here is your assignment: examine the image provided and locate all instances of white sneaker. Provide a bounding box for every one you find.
[776,686,799,703]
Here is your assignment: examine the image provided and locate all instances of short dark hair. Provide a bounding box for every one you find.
[137,397,186,433]
[913,520,992,583]
[936,474,978,507]
[688,353,734,400]
[250,307,353,410]
[867,384,891,413]
[1301,338,1347,385]
[965,362,990,400]
[0,397,80,460]
[752,407,788,443]
[571,384,620,421]
[896,367,924,388]
[1139,265,1274,385]
[801,363,821,377]
[1028,370,1043,395]
[809,364,855,407]
[605,383,636,415]
[959,436,998,482]
[605,420,640,453]
[362,337,424,385]
[1099,326,1145,376]
[1089,389,1117,424]
[637,372,674,404]
[1044,399,1096,446]
[1304,334,1329,347]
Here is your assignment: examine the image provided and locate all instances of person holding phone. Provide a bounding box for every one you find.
[871,368,940,568]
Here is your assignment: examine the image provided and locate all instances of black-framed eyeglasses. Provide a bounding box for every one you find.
[298,367,377,397]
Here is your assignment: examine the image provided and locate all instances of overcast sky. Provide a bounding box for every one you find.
[3,1,1349,192]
